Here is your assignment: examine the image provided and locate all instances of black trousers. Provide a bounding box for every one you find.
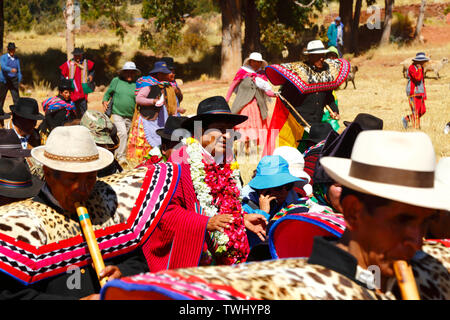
[74,98,87,118]
[0,77,20,113]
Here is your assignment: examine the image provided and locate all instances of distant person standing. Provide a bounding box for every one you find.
[102,61,141,165]
[327,17,344,57]
[402,52,429,130]
[0,42,22,127]
[161,56,185,114]
[59,48,95,118]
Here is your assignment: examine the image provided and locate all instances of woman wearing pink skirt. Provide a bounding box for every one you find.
[226,52,275,154]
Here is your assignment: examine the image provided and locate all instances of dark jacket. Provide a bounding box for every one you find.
[281,81,338,126]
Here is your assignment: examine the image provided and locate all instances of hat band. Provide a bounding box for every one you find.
[0,144,22,149]
[0,178,32,189]
[349,161,434,188]
[306,47,326,53]
[44,151,99,162]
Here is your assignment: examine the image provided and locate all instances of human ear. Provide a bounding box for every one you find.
[340,194,365,232]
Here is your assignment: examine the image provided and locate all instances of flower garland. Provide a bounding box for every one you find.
[182,137,249,265]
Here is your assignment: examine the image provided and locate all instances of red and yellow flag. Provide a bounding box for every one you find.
[263,96,305,156]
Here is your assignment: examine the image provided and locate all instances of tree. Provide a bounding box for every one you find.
[219,0,242,81]
[0,0,3,53]
[243,0,261,57]
[380,0,394,45]
[64,0,75,60]
[351,0,363,55]
[414,0,426,42]
[339,0,353,54]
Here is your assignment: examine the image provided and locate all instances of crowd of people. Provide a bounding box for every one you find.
[0,32,448,301]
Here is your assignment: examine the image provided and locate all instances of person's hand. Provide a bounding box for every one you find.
[177,107,186,114]
[99,265,122,281]
[155,94,165,107]
[331,112,340,120]
[88,75,93,83]
[244,214,268,241]
[11,68,17,73]
[102,101,109,112]
[259,194,276,214]
[80,294,100,300]
[207,214,233,233]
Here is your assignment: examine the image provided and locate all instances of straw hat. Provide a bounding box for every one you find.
[119,61,141,75]
[320,130,450,211]
[303,40,329,55]
[31,126,114,173]
[243,52,268,69]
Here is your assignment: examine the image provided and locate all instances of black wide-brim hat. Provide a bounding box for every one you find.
[343,113,383,130]
[7,42,17,50]
[9,98,44,120]
[299,122,334,144]
[181,96,248,132]
[0,129,32,158]
[156,116,190,141]
[0,158,43,198]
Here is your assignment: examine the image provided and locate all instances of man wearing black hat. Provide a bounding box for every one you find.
[4,97,43,150]
[59,48,95,118]
[0,43,22,126]
[156,115,189,160]
[0,158,42,206]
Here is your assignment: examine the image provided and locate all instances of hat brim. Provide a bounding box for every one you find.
[119,68,141,74]
[10,106,44,120]
[249,173,301,190]
[0,148,31,158]
[0,112,11,120]
[181,113,248,132]
[31,146,114,173]
[149,68,172,75]
[156,129,189,142]
[412,57,430,62]
[320,157,450,211]
[303,49,329,55]
[0,175,43,199]
[243,58,268,69]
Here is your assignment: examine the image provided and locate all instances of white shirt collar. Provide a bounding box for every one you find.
[7,53,15,60]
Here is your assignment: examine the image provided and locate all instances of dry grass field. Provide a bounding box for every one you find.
[2,1,449,184]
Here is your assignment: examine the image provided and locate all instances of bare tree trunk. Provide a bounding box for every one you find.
[0,0,4,54]
[351,0,362,54]
[64,0,75,61]
[380,0,394,45]
[243,0,261,58]
[339,0,354,54]
[414,0,426,42]
[219,0,242,81]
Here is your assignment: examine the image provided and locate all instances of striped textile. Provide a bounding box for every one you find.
[42,96,76,117]
[135,75,160,95]
[0,164,179,285]
[101,270,256,300]
[142,163,210,272]
[302,140,325,184]
[265,59,350,95]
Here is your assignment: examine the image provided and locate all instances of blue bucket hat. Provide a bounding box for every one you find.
[249,155,301,190]
[149,61,172,75]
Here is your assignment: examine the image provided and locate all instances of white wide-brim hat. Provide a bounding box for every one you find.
[273,146,311,182]
[243,52,268,68]
[435,157,450,209]
[119,61,141,74]
[320,130,450,211]
[303,40,329,55]
[31,125,114,173]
